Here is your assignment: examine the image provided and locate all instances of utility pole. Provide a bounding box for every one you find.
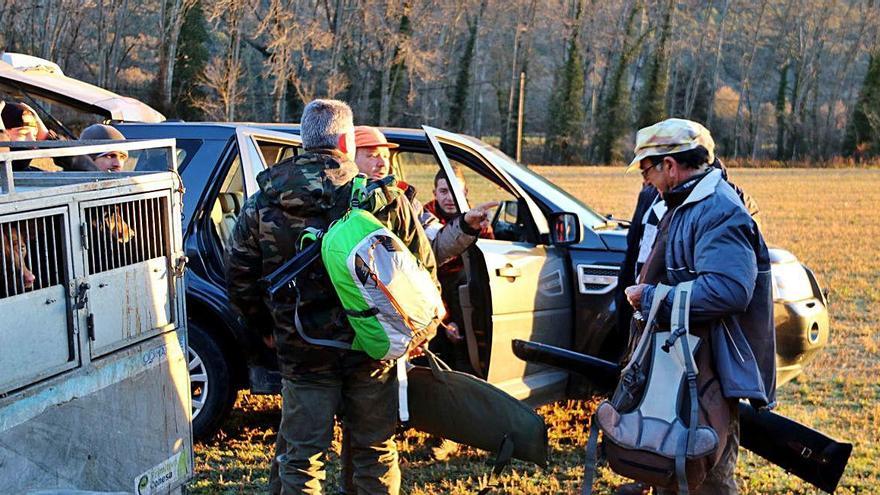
[504,27,521,149]
[516,71,525,163]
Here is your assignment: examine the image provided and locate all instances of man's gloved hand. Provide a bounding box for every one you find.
[464,201,500,231]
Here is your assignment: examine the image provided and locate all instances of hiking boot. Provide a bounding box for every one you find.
[429,437,459,461]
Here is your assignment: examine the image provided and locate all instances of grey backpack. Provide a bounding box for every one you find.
[582,281,730,494]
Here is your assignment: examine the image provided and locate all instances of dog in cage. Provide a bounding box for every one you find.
[1,224,35,297]
[88,207,136,247]
[99,209,136,244]
[86,205,140,273]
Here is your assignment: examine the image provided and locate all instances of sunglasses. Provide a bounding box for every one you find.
[640,161,663,179]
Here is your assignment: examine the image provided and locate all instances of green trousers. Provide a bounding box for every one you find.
[269,363,400,495]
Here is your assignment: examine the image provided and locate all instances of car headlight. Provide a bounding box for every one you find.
[769,249,814,302]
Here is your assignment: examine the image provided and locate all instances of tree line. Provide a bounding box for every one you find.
[1,0,878,165]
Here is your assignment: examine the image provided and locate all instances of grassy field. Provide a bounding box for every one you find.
[190,167,880,494]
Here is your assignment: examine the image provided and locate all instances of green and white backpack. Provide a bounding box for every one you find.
[298,175,445,361]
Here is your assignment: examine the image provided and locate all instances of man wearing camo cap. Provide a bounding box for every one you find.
[620,118,776,494]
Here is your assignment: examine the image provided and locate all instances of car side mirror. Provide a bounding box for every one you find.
[549,212,581,246]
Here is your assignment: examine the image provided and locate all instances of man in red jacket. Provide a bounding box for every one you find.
[422,165,494,370]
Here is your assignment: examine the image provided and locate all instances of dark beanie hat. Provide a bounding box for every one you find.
[80,123,124,141]
[80,124,126,159]
[1,102,32,129]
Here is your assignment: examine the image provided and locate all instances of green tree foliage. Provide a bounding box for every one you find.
[635,0,673,129]
[543,0,586,164]
[388,11,411,126]
[775,62,789,161]
[447,2,486,131]
[593,0,643,164]
[370,4,413,127]
[844,48,880,160]
[170,1,209,120]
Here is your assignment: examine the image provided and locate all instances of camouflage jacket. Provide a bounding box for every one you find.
[225,149,438,376]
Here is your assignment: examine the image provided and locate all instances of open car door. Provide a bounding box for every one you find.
[203,126,302,275]
[422,126,573,405]
[234,126,303,193]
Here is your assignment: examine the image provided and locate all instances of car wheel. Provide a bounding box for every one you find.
[188,320,235,440]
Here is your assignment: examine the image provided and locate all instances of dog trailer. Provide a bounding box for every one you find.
[0,140,191,494]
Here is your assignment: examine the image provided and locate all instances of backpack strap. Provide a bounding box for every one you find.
[583,283,674,494]
[644,283,673,331]
[350,174,368,209]
[397,356,409,422]
[298,227,322,250]
[620,283,673,377]
[581,412,602,495]
[476,434,516,494]
[670,281,696,495]
[293,287,351,350]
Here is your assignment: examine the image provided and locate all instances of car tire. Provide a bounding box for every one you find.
[188,320,236,440]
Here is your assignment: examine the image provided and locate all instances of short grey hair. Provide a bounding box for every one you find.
[300,99,354,150]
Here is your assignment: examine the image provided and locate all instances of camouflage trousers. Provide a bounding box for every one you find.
[269,364,400,495]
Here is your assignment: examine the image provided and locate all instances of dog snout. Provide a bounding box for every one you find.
[22,268,35,289]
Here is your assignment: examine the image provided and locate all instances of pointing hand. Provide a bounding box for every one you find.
[464,201,500,230]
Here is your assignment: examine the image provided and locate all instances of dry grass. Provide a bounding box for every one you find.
[190,168,880,494]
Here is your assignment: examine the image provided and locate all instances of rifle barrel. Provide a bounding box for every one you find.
[263,240,322,299]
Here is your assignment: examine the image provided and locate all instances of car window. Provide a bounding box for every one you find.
[393,148,526,242]
[393,150,435,196]
[456,135,607,229]
[211,156,244,249]
[175,139,203,168]
[255,139,298,167]
[450,159,524,242]
[133,138,201,172]
[394,150,515,209]
[241,137,268,173]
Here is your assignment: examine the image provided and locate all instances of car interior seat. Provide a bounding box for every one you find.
[212,192,242,246]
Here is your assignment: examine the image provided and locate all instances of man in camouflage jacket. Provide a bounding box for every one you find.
[226,99,436,495]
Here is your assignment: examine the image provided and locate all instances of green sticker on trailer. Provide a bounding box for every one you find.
[134,447,190,495]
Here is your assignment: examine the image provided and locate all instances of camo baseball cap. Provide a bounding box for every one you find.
[626,118,715,173]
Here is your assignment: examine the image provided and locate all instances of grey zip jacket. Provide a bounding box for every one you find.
[640,168,776,408]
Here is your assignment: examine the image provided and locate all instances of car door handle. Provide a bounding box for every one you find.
[496,264,522,279]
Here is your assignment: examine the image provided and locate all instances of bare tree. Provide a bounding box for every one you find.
[155,0,198,114]
[0,0,877,162]
[195,0,248,121]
